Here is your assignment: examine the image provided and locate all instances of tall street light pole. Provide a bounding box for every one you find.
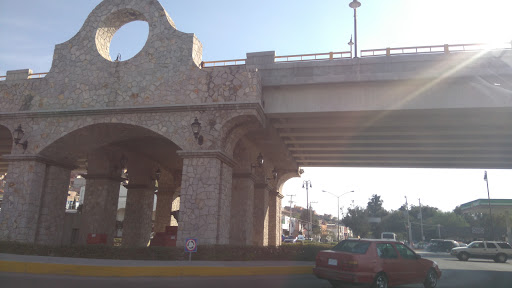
[302,180,312,238]
[484,171,494,240]
[310,201,318,239]
[349,0,361,58]
[323,190,355,242]
[405,196,413,246]
[419,198,424,241]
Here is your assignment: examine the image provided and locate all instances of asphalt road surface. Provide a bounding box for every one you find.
[0,253,510,288]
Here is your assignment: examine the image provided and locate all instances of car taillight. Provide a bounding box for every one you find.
[342,260,358,271]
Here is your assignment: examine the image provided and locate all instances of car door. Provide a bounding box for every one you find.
[376,243,404,286]
[484,242,499,258]
[394,243,424,284]
[467,241,485,257]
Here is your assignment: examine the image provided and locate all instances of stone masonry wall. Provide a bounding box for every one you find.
[0,159,46,242]
[178,155,233,245]
[35,165,71,245]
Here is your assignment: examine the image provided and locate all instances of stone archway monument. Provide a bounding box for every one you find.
[0,0,297,247]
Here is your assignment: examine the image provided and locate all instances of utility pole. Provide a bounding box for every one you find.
[405,196,413,246]
[310,201,318,240]
[484,171,495,240]
[286,194,296,236]
[419,198,424,241]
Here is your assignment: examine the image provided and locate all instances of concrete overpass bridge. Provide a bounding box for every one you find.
[0,0,511,247]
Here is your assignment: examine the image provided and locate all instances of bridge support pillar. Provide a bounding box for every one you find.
[79,151,123,246]
[177,151,235,245]
[229,172,255,245]
[122,157,156,247]
[268,191,284,246]
[253,183,269,246]
[35,165,72,245]
[0,156,72,244]
[154,170,175,233]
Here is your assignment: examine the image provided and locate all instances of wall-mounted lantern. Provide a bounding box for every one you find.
[13,124,28,150]
[251,152,264,169]
[272,168,278,180]
[191,117,204,145]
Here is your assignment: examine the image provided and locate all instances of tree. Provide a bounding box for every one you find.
[367,194,386,217]
[342,206,370,238]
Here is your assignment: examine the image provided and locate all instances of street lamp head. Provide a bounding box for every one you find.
[349,0,361,9]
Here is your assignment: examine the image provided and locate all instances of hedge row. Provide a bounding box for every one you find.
[0,241,335,261]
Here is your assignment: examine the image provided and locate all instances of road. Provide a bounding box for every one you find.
[0,253,510,288]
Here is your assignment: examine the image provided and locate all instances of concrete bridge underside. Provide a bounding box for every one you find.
[268,107,512,168]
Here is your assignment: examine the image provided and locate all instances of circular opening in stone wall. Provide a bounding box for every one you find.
[109,21,149,62]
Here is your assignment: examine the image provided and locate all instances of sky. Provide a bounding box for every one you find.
[1,0,511,214]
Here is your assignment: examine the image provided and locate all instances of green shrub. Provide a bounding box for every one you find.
[0,241,335,261]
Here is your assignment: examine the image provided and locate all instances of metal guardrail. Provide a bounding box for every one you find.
[28,72,48,79]
[200,42,512,68]
[201,59,246,68]
[361,42,512,57]
[275,51,352,62]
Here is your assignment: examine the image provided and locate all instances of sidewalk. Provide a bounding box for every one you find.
[0,253,314,277]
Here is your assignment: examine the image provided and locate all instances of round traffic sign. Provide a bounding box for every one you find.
[185,238,197,252]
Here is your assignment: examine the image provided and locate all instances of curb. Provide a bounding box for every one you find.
[0,261,313,277]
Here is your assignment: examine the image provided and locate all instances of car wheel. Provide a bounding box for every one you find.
[423,269,438,288]
[328,280,343,288]
[459,252,469,261]
[494,253,507,263]
[372,273,388,288]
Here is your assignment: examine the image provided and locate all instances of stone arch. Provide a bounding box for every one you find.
[220,114,264,157]
[35,122,183,246]
[275,170,301,194]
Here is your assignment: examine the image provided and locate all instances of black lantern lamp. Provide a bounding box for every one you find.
[13,124,28,150]
[155,168,161,181]
[191,117,204,145]
[251,152,264,169]
[272,168,278,180]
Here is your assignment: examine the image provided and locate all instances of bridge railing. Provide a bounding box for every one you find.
[200,59,246,68]
[361,43,512,57]
[274,51,352,62]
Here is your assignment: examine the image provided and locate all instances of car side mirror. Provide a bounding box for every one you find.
[416,254,422,259]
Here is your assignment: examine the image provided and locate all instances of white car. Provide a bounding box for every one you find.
[293,235,305,243]
[450,241,512,263]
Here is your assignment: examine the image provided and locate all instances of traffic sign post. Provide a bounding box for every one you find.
[185,238,197,261]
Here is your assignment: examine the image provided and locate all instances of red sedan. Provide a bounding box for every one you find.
[313,239,441,288]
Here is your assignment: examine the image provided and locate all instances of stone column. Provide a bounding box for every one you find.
[35,165,73,245]
[253,182,269,246]
[177,151,235,245]
[154,169,174,233]
[230,171,256,245]
[0,156,47,242]
[122,157,156,247]
[268,190,284,246]
[79,151,123,246]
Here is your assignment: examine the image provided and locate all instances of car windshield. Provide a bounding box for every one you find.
[332,240,371,254]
